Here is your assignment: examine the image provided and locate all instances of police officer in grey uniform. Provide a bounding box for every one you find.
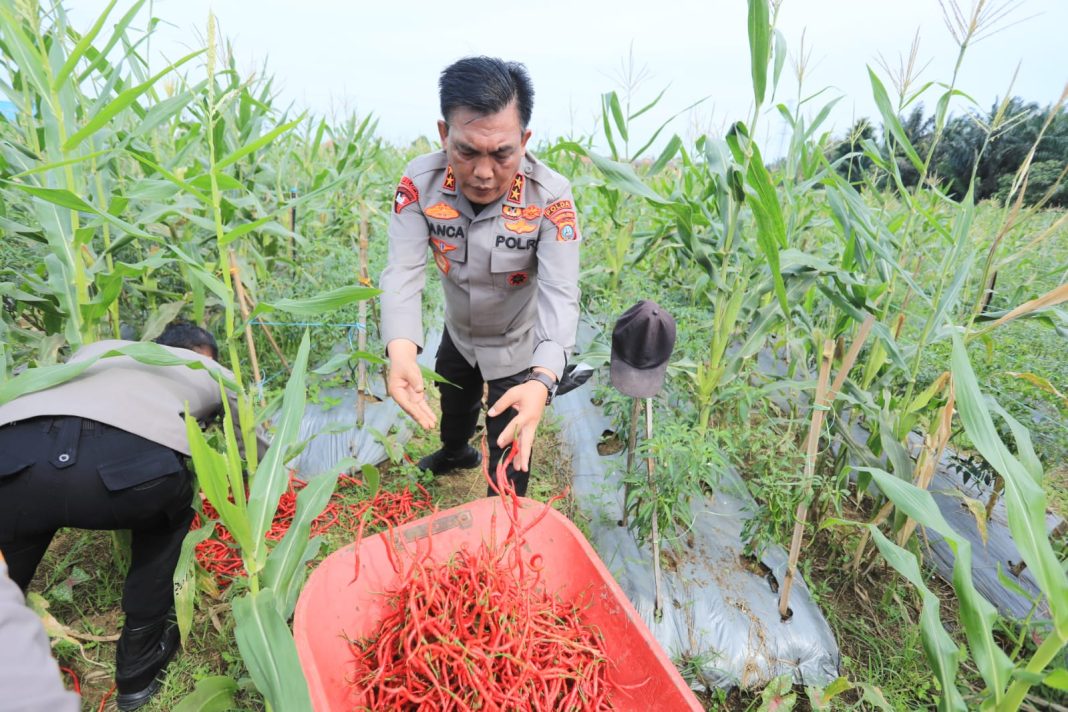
[0,554,81,711]
[0,323,265,711]
[381,57,581,497]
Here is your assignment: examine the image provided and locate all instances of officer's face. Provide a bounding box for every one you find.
[438,102,531,205]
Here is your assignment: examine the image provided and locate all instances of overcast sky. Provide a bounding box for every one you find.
[68,0,1068,156]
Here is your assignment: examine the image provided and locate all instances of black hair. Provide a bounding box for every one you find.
[439,56,534,129]
[155,321,219,360]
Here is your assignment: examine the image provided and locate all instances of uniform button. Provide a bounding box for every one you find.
[524,165,532,175]
[58,453,70,463]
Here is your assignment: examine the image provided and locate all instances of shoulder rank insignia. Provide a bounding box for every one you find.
[425,201,460,220]
[507,174,524,204]
[442,165,456,192]
[394,176,418,214]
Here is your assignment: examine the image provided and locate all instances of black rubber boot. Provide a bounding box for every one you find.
[417,444,481,475]
[115,614,180,711]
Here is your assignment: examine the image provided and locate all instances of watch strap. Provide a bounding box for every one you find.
[524,370,557,404]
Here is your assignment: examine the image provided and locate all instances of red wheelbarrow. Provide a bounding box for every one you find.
[293,496,703,710]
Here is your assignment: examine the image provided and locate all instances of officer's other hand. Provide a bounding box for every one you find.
[386,340,437,431]
[488,381,548,473]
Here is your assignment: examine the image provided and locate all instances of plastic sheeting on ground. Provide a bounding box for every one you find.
[905,433,1061,623]
[757,345,1063,625]
[291,331,441,479]
[551,372,840,690]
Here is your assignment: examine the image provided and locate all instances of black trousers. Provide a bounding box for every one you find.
[435,329,530,497]
[0,417,194,625]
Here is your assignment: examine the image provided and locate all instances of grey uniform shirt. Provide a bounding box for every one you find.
[379,150,581,382]
[0,558,81,712]
[0,340,268,457]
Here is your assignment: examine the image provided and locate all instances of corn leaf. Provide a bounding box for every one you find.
[862,524,967,711]
[868,68,925,174]
[174,522,214,645]
[249,285,380,319]
[747,0,770,106]
[745,142,788,312]
[215,116,304,171]
[263,460,356,619]
[951,334,1068,632]
[185,414,254,554]
[860,465,1012,699]
[232,589,313,711]
[63,49,203,151]
[172,676,238,712]
[221,215,276,247]
[0,342,235,404]
[984,282,1068,331]
[247,332,311,571]
[555,142,674,205]
[53,0,118,90]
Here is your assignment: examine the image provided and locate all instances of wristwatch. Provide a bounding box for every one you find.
[524,370,558,405]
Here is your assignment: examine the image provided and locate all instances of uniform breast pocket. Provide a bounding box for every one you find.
[490,247,538,290]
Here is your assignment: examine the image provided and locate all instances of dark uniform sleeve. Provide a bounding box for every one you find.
[531,185,582,380]
[379,171,429,352]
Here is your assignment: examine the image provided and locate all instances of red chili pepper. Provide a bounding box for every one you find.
[347,437,622,710]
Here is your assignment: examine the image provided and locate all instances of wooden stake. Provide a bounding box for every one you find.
[645,397,663,619]
[228,250,265,406]
[238,288,290,373]
[356,204,370,428]
[620,397,642,527]
[779,339,834,620]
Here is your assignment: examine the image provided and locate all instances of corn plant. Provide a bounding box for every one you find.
[839,334,1068,710]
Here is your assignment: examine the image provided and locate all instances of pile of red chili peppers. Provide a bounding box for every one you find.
[192,474,433,590]
[347,447,618,710]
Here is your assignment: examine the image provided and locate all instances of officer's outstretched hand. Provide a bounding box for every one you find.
[488,379,550,473]
[386,340,437,431]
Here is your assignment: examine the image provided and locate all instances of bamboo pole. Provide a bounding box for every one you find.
[228,250,265,407]
[779,339,834,620]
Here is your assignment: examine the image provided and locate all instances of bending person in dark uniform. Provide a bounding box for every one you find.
[0,322,265,711]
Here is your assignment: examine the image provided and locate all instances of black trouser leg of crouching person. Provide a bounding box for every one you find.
[419,328,531,497]
[0,416,194,711]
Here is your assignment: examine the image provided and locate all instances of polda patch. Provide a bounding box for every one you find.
[544,198,578,241]
[507,271,529,287]
[425,201,460,220]
[507,174,525,204]
[442,165,456,192]
[504,219,537,235]
[394,176,418,214]
[543,199,573,222]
